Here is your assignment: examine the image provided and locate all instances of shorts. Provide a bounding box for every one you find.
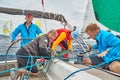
[89,54,120,70]
[89,54,104,65]
[16,48,38,73]
[89,54,109,69]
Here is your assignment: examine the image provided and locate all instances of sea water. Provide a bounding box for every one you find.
[0,35,96,62]
[0,35,19,61]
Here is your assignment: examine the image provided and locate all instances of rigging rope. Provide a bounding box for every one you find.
[5,38,33,66]
[1,53,120,79]
[64,57,120,80]
[3,44,69,79]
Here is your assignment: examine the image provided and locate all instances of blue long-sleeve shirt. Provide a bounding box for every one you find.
[11,23,43,47]
[93,30,120,62]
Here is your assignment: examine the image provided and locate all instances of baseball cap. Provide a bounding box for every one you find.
[26,13,33,18]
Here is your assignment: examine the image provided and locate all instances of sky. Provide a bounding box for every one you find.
[1,0,118,35]
[0,0,92,34]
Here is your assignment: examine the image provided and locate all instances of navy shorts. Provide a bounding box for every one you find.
[89,54,120,69]
[16,48,38,73]
[89,54,104,65]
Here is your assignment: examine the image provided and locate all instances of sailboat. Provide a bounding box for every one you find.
[0,0,120,80]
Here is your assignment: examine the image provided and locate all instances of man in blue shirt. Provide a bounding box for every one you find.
[11,13,43,47]
[83,23,120,74]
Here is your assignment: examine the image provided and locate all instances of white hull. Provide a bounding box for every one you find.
[0,59,120,80]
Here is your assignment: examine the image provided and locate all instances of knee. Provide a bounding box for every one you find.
[109,61,120,73]
[109,61,120,69]
[83,58,92,65]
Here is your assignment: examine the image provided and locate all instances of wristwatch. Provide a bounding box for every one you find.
[106,49,109,52]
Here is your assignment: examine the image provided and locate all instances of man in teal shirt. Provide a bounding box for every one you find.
[83,23,120,74]
[11,13,43,47]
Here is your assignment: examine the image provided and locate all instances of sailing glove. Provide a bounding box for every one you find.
[51,50,58,56]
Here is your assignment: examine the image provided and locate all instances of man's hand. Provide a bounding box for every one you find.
[97,50,108,57]
[51,50,58,56]
[12,40,17,44]
[88,46,92,51]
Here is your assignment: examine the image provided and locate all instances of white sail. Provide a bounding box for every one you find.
[0,18,12,35]
[0,0,91,33]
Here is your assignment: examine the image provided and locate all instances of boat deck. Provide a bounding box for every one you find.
[0,62,49,80]
[0,71,49,80]
[0,60,120,80]
[69,63,120,80]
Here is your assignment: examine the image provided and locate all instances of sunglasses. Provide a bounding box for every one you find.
[26,14,33,18]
